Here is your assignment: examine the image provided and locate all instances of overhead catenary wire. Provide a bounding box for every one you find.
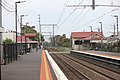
[67,8,90,32]
[64,0,91,32]
[57,0,69,25]
[0,2,15,12]
[2,2,14,10]
[3,0,14,6]
[74,8,119,30]
[59,0,85,26]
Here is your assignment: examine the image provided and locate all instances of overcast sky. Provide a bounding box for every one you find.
[2,0,120,40]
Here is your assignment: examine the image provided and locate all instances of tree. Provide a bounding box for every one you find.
[21,25,44,42]
[3,38,15,44]
[54,34,70,47]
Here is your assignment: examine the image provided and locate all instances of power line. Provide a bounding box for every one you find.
[65,0,91,32]
[3,0,13,6]
[2,2,14,10]
[68,8,90,32]
[74,8,119,30]
[0,3,14,12]
[57,0,90,33]
[59,0,85,26]
[57,0,69,25]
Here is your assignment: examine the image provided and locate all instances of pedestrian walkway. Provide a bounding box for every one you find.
[1,50,41,80]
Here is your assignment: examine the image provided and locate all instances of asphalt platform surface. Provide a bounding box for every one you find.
[1,50,41,80]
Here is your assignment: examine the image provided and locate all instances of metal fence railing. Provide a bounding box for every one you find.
[0,44,3,64]
[3,44,17,65]
[1,43,31,65]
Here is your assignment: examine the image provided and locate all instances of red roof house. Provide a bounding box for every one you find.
[71,32,106,50]
[17,34,38,43]
[71,32,105,40]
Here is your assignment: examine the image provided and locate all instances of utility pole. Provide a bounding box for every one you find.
[20,15,23,55]
[66,0,120,10]
[114,24,116,39]
[20,15,27,54]
[112,15,119,51]
[15,2,18,60]
[15,1,26,60]
[89,26,93,32]
[116,16,119,37]
[52,25,56,46]
[89,26,93,49]
[38,14,41,43]
[92,0,95,10]
[0,0,2,27]
[99,22,103,50]
[0,0,2,79]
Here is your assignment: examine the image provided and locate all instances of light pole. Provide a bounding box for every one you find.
[89,26,93,49]
[25,22,29,54]
[99,22,103,50]
[25,22,29,33]
[89,26,93,32]
[112,15,119,52]
[20,15,27,55]
[112,15,119,36]
[53,25,55,46]
[15,1,26,60]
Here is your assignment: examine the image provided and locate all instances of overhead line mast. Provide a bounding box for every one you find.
[66,0,120,10]
[38,14,41,43]
[40,24,57,46]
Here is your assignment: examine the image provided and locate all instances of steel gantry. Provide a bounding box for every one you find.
[40,24,57,46]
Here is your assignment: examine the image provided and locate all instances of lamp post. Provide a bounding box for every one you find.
[112,15,119,52]
[25,22,29,54]
[89,26,93,32]
[112,15,119,36]
[15,1,26,60]
[99,22,103,50]
[20,15,27,55]
[89,26,93,49]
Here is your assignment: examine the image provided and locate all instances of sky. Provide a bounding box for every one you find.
[2,0,120,40]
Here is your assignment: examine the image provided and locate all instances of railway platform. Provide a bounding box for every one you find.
[79,50,120,60]
[2,48,120,80]
[1,49,67,80]
[1,50,41,80]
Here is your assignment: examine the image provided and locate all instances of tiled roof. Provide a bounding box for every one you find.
[24,34,36,37]
[71,32,104,40]
[17,36,38,43]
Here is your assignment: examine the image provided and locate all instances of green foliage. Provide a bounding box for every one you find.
[55,34,70,47]
[41,35,44,41]
[22,25,43,42]
[22,26,37,35]
[3,38,15,44]
[117,40,120,47]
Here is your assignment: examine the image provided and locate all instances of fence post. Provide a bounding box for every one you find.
[3,43,6,65]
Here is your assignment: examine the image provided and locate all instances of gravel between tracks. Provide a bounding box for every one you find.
[51,54,120,80]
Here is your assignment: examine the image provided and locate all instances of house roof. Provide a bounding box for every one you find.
[24,34,36,37]
[71,32,104,40]
[17,36,38,43]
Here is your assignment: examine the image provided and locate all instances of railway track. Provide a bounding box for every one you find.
[69,53,120,74]
[51,54,90,80]
[51,54,120,80]
[45,47,59,52]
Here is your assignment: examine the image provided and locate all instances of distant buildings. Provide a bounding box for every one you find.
[71,32,106,50]
[2,32,16,42]
[107,31,120,43]
[118,31,120,39]
[2,32,37,44]
[0,27,4,43]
